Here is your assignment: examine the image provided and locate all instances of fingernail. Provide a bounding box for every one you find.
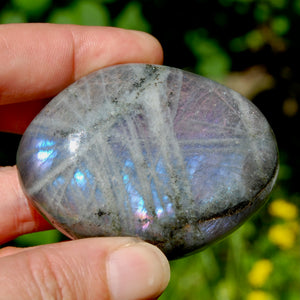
[106,242,170,300]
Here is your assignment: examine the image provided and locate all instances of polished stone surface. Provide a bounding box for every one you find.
[17,64,278,259]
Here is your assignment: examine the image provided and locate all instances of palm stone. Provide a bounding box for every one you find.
[17,64,279,259]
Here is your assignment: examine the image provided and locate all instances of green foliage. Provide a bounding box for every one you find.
[185,30,231,81]
[13,230,62,247]
[48,0,110,26]
[114,1,151,32]
[245,29,265,50]
[294,0,300,14]
[254,3,271,23]
[12,0,52,18]
[267,0,287,9]
[271,16,290,36]
[0,9,26,23]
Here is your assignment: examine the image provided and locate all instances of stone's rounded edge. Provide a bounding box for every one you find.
[16,63,279,259]
[166,151,279,260]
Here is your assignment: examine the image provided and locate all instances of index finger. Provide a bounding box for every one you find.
[0,23,163,133]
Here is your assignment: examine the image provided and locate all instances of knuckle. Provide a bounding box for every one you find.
[25,248,76,300]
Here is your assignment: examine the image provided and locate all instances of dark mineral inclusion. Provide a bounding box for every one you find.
[17,64,279,259]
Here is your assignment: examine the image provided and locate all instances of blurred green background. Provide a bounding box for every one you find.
[0,0,299,299]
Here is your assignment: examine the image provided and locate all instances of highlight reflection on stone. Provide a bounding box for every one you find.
[17,64,279,259]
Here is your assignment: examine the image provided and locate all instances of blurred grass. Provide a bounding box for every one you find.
[13,230,63,246]
[0,0,299,299]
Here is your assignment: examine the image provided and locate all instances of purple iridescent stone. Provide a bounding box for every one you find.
[17,64,278,259]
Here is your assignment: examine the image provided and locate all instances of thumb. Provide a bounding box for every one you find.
[0,237,170,300]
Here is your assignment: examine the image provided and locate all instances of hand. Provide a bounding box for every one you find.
[0,23,169,299]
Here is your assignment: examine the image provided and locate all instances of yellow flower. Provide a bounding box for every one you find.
[268,224,296,249]
[247,290,273,300]
[248,259,273,287]
[288,221,300,234]
[268,199,298,220]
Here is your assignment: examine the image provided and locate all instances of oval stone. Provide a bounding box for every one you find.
[17,64,278,259]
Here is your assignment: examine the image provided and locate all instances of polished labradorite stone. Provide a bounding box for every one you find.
[17,64,278,259]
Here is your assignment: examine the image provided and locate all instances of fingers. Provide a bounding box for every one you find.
[0,23,163,134]
[0,237,170,300]
[0,166,52,244]
[0,246,26,258]
[0,23,163,105]
[0,98,50,134]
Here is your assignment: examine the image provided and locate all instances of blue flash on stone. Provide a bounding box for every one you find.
[36,139,56,163]
[73,170,86,188]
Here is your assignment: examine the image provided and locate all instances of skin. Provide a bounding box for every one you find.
[0,23,170,300]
